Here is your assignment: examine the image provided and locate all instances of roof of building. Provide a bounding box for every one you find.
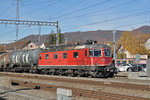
[5,40,31,50]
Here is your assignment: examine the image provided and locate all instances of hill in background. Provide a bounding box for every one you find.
[8,25,150,45]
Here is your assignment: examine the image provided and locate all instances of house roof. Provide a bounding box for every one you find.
[5,40,31,50]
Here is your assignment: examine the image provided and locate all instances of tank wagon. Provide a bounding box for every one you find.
[0,43,116,78]
[0,52,11,71]
[8,49,41,72]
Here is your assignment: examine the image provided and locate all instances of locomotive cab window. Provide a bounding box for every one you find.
[104,49,111,57]
[73,52,78,58]
[94,49,101,57]
[89,49,93,57]
[45,54,49,59]
[53,54,57,59]
[63,53,67,58]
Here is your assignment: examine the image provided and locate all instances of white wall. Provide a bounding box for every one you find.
[23,42,38,50]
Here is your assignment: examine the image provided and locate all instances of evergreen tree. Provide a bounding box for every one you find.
[48,28,63,45]
[58,28,63,44]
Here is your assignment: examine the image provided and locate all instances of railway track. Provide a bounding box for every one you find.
[0,72,150,91]
[11,80,149,100]
[0,72,150,100]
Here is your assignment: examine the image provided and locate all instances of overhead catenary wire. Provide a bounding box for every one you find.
[20,0,62,18]
[22,0,56,6]
[59,0,137,22]
[4,9,17,19]
[61,9,150,30]
[56,0,85,14]
[0,5,12,16]
[0,1,14,17]
[0,29,16,35]
[112,21,149,29]
[42,0,86,21]
[21,0,34,3]
[50,0,111,20]
[80,10,150,27]
[79,0,137,18]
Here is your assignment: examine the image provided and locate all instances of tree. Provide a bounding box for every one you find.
[117,53,126,59]
[0,45,6,52]
[120,31,148,57]
[58,28,63,44]
[47,29,64,45]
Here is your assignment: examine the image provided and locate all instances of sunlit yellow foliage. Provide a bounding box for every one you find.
[0,45,6,52]
[120,31,149,55]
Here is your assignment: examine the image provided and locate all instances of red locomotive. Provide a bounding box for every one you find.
[0,42,116,78]
[38,43,116,77]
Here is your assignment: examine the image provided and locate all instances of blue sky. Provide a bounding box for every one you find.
[0,0,150,43]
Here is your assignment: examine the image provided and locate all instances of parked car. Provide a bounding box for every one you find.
[116,64,133,72]
[140,64,146,72]
[127,64,146,72]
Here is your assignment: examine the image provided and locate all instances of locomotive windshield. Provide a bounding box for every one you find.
[104,49,111,57]
[89,49,93,57]
[94,49,101,57]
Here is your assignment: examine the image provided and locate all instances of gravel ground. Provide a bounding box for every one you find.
[0,86,57,100]
[0,85,98,100]
[1,72,150,99]
[0,76,97,100]
[8,76,150,99]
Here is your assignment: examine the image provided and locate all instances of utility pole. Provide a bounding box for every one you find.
[38,24,41,42]
[16,0,20,41]
[56,20,59,46]
[113,30,116,65]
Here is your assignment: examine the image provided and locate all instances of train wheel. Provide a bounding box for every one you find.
[68,73,74,77]
[51,73,55,75]
[107,72,114,78]
[77,74,82,77]
[58,69,63,76]
[88,74,93,78]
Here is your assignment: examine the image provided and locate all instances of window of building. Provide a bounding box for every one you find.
[30,45,33,48]
[129,60,133,64]
[53,54,57,59]
[45,54,49,59]
[89,49,93,57]
[116,61,120,64]
[94,49,101,57]
[73,52,78,58]
[85,50,87,56]
[122,61,127,64]
[63,53,67,58]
